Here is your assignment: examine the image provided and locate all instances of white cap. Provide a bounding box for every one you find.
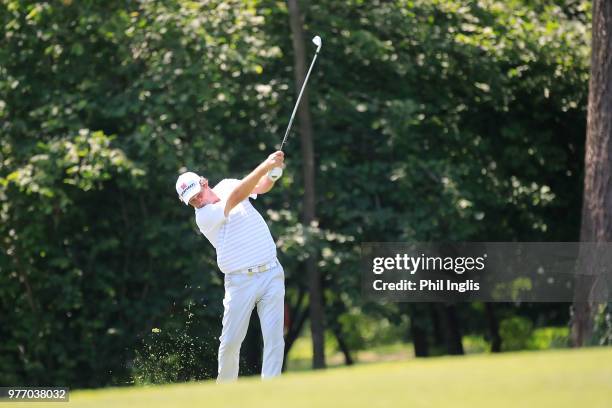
[175,172,201,205]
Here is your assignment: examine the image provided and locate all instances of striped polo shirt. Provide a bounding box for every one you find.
[195,178,277,273]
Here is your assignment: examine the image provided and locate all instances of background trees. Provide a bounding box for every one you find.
[0,0,597,387]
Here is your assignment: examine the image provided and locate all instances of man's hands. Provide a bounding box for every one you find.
[225,151,285,216]
[254,151,284,194]
[264,151,285,182]
[263,151,285,172]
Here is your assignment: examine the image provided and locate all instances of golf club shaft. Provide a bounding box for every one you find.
[280,49,320,151]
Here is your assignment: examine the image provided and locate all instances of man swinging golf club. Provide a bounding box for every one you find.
[175,151,286,381]
[175,34,322,382]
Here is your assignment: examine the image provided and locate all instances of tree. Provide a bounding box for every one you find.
[0,0,593,386]
[286,0,326,368]
[571,0,612,347]
[0,0,278,386]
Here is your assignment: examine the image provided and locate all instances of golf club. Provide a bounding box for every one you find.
[268,35,322,181]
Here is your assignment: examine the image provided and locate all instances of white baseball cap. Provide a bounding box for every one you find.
[175,172,201,205]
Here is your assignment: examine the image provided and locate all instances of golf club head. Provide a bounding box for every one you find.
[312,35,322,52]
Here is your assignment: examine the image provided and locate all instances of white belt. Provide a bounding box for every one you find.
[228,259,278,275]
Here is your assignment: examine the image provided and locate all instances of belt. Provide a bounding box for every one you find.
[228,259,278,276]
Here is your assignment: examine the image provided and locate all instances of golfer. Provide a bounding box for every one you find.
[175,151,286,382]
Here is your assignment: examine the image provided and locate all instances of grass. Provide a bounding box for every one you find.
[28,347,612,408]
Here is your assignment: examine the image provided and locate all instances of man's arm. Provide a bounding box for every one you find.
[252,173,276,195]
[224,151,284,217]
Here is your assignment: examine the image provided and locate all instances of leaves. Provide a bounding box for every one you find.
[0,0,591,386]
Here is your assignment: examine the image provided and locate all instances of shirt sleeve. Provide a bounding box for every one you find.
[216,178,257,200]
[196,202,226,235]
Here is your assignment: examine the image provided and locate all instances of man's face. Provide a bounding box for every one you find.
[188,178,218,209]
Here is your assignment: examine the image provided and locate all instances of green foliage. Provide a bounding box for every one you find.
[336,310,409,351]
[591,302,612,346]
[0,0,592,387]
[526,327,569,350]
[306,0,589,358]
[1,0,275,387]
[465,326,569,353]
[462,335,490,354]
[500,316,533,351]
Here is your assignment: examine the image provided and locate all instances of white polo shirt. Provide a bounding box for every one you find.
[195,179,277,273]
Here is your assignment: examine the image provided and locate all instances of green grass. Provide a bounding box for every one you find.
[30,348,612,408]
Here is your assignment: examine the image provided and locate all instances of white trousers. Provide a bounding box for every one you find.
[217,262,285,382]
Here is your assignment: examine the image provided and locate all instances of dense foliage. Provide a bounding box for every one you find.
[0,0,592,386]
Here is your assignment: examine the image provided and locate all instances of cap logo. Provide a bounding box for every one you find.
[180,182,187,190]
[180,182,197,198]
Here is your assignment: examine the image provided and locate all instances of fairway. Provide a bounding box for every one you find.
[26,348,612,408]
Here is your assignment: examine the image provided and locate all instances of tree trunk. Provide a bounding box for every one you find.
[287,0,325,368]
[332,327,354,366]
[485,303,502,353]
[437,304,464,355]
[411,322,429,357]
[571,0,612,347]
[430,304,445,349]
[328,298,354,365]
[407,305,429,357]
